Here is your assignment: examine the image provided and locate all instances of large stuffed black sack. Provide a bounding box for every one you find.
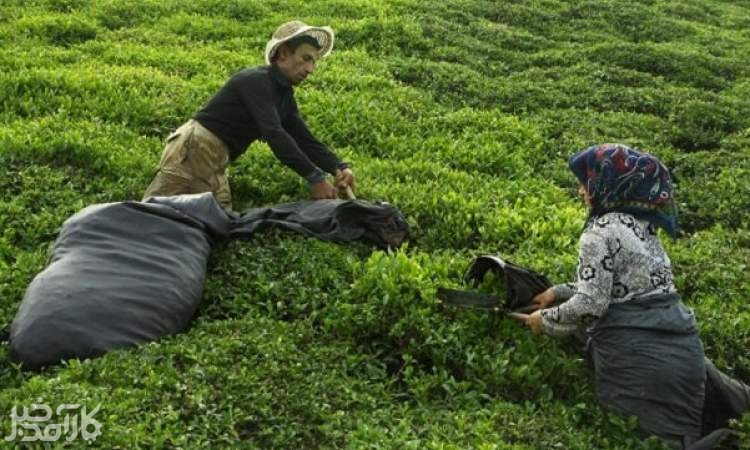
[9,194,230,369]
[8,193,408,368]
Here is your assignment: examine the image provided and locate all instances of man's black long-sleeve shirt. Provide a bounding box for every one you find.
[194,64,341,181]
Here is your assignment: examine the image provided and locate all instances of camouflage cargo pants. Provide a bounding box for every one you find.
[143,119,232,209]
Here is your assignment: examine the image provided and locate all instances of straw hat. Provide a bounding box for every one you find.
[264,20,335,65]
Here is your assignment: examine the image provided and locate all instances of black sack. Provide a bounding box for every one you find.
[230,199,409,249]
[8,193,409,368]
[9,194,231,369]
[463,255,552,310]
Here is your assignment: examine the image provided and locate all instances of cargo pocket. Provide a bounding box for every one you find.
[158,129,191,169]
[180,141,215,186]
[213,170,232,209]
[143,170,195,199]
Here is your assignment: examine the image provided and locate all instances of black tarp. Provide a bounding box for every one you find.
[9,193,408,368]
[229,198,408,249]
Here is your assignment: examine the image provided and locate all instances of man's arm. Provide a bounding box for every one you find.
[283,100,355,193]
[236,73,323,185]
[282,100,345,175]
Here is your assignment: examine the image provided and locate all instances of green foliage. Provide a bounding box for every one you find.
[0,0,748,448]
[671,150,750,231]
[735,413,750,449]
[14,12,99,46]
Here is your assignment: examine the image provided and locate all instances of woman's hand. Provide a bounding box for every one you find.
[530,288,555,311]
[508,310,544,335]
[527,310,543,335]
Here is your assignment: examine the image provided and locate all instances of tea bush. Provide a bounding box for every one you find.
[0,0,748,448]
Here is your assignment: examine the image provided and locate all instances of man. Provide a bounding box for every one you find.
[143,20,356,209]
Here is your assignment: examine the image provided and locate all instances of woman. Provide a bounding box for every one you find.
[515,144,749,449]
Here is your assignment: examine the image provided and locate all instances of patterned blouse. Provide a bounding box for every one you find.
[540,212,677,336]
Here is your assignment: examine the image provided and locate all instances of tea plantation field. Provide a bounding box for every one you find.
[1,0,749,448]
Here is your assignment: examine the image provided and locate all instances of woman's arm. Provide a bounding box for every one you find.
[540,227,614,335]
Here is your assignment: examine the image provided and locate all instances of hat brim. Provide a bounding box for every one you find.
[264,26,334,65]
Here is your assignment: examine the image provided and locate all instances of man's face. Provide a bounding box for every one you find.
[276,43,319,86]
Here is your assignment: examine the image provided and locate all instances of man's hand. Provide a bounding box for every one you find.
[310,180,338,199]
[335,168,356,193]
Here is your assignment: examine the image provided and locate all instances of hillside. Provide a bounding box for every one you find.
[1,0,749,448]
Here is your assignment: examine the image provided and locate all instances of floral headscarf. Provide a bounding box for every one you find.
[568,143,678,237]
